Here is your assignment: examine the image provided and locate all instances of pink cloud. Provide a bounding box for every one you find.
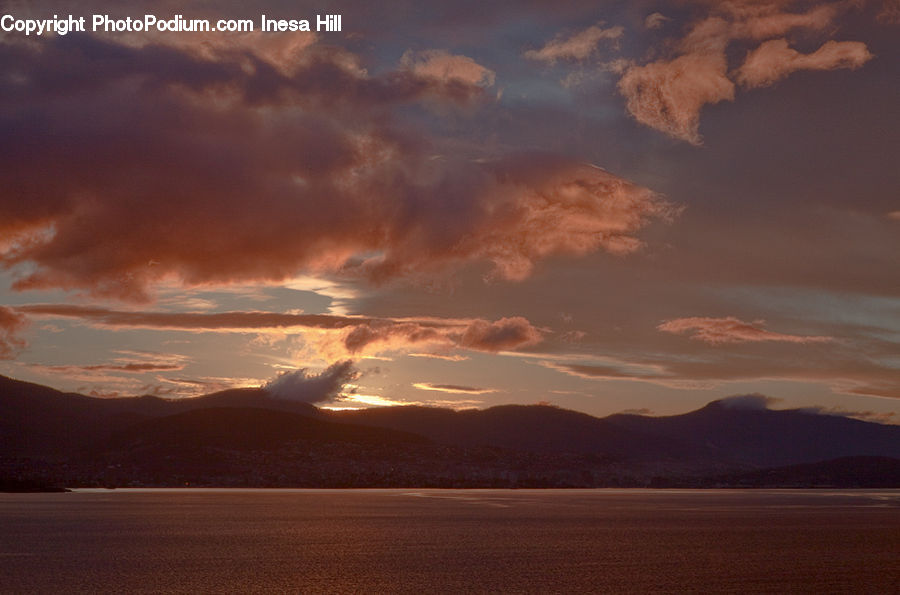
[644,13,670,30]
[542,340,900,399]
[0,306,28,359]
[738,39,874,88]
[614,1,872,143]
[401,49,495,87]
[455,316,543,352]
[725,3,838,39]
[658,316,834,344]
[525,24,624,63]
[0,36,673,300]
[618,52,734,145]
[356,158,677,283]
[878,1,900,24]
[16,304,544,357]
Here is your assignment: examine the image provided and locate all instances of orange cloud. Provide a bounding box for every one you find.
[645,13,670,30]
[16,304,544,357]
[525,24,624,63]
[27,350,190,377]
[0,35,672,300]
[737,39,874,88]
[455,316,543,352]
[401,49,495,87]
[724,3,837,39]
[658,316,834,344]
[878,1,900,24]
[0,306,28,359]
[615,1,872,143]
[618,52,734,145]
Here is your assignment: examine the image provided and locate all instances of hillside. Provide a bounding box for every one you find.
[2,375,899,488]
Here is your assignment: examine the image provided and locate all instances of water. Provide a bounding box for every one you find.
[1,489,898,593]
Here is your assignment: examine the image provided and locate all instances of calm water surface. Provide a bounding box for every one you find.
[1,489,898,593]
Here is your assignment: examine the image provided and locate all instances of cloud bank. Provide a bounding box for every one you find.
[15,304,545,358]
[0,33,672,301]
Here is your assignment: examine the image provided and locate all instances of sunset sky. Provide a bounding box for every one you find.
[1,0,898,421]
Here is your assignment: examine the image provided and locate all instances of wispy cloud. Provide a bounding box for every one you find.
[525,23,624,63]
[408,353,470,362]
[413,382,497,395]
[644,13,670,30]
[658,316,834,345]
[540,337,900,399]
[401,49,495,87]
[16,304,544,358]
[27,350,191,377]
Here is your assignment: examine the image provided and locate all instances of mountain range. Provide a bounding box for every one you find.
[1,375,898,489]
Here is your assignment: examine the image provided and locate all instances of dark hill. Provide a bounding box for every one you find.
[330,404,709,462]
[171,388,321,418]
[605,399,900,467]
[0,376,321,456]
[109,406,428,451]
[0,375,147,456]
[4,375,900,485]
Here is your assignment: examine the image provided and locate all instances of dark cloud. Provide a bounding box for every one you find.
[544,336,900,399]
[413,382,496,394]
[16,304,370,330]
[716,394,781,410]
[0,32,672,301]
[456,316,543,352]
[39,363,183,373]
[15,303,544,356]
[265,360,357,403]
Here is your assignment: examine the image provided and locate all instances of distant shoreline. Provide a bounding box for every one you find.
[5,485,897,493]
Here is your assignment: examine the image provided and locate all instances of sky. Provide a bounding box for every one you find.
[0,0,898,421]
